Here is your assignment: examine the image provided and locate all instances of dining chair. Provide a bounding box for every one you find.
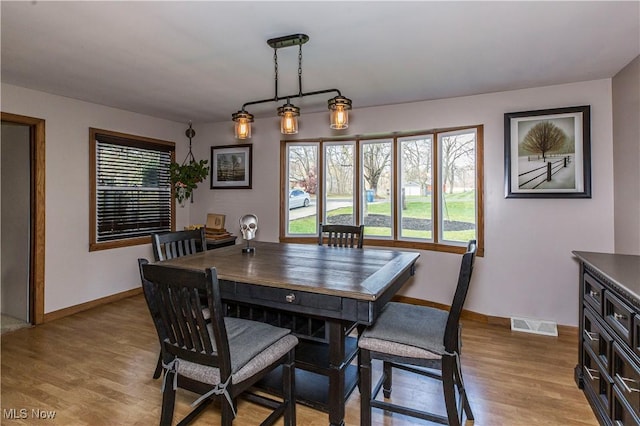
[358,240,477,426]
[148,228,208,379]
[318,223,365,248]
[139,259,297,426]
[151,228,207,262]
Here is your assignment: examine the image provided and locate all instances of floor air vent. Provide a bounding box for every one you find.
[510,317,558,337]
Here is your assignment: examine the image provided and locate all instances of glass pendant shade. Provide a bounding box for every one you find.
[328,96,352,130]
[232,110,254,139]
[278,103,300,135]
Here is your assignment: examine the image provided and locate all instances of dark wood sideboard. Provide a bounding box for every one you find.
[574,251,640,425]
[206,235,237,250]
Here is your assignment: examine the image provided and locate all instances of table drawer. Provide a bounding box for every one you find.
[606,292,635,345]
[614,343,640,421]
[584,304,614,371]
[585,272,605,314]
[237,284,343,312]
[584,342,612,412]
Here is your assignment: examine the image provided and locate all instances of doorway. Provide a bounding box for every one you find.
[1,112,45,330]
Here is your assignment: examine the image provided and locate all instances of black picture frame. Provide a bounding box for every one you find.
[210,144,252,189]
[504,105,591,198]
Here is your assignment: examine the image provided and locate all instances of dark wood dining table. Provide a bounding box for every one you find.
[155,240,420,426]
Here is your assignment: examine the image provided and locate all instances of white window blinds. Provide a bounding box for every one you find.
[95,138,172,242]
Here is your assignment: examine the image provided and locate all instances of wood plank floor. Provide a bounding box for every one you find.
[1,294,597,425]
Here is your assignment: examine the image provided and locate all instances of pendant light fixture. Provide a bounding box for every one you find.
[328,96,352,130]
[232,34,352,139]
[231,110,253,139]
[278,101,300,134]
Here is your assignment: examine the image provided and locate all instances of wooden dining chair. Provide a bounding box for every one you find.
[148,228,208,379]
[358,240,477,426]
[139,259,297,426]
[151,228,207,262]
[318,223,365,248]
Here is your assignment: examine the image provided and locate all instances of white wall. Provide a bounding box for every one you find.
[612,55,640,255]
[191,79,615,327]
[1,83,190,313]
[0,79,616,326]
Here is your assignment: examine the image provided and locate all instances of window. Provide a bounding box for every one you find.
[280,125,484,255]
[89,128,175,251]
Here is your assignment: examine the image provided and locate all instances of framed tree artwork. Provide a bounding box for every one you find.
[210,144,252,189]
[504,105,591,198]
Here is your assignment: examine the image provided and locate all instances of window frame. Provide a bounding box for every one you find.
[279,125,484,256]
[89,128,176,251]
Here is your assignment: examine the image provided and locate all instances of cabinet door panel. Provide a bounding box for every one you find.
[606,292,635,345]
[614,342,640,420]
[613,384,640,426]
[585,272,605,314]
[585,304,614,372]
[584,342,613,413]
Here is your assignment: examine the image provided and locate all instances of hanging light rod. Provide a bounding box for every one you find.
[232,33,352,139]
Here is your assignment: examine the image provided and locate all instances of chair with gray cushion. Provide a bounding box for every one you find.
[358,240,477,426]
[149,228,208,379]
[318,223,364,248]
[151,228,207,262]
[139,259,297,426]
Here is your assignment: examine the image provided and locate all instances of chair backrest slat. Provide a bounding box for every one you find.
[444,240,477,353]
[140,261,230,373]
[318,224,364,248]
[152,228,206,262]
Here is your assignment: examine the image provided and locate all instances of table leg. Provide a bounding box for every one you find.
[328,321,346,426]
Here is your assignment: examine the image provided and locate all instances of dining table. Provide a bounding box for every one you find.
[155,240,420,426]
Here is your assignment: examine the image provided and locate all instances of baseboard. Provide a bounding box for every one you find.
[392,295,578,337]
[43,287,143,323]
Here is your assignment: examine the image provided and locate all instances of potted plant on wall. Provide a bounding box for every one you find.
[170,122,209,207]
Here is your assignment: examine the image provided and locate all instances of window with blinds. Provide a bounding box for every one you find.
[89,128,175,251]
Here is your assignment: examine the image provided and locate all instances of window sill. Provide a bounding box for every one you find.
[279,236,483,257]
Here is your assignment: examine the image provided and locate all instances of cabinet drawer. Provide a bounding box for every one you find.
[613,384,640,426]
[585,272,605,314]
[584,343,613,412]
[584,304,614,371]
[606,292,635,345]
[613,342,640,421]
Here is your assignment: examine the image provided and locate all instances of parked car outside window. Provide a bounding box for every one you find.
[289,189,311,209]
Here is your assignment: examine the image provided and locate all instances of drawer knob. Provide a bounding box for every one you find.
[285,293,296,303]
[614,312,628,321]
[584,331,599,342]
[616,374,640,393]
[589,290,600,298]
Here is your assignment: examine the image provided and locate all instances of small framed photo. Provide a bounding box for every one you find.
[210,144,252,189]
[504,105,591,198]
[206,213,226,230]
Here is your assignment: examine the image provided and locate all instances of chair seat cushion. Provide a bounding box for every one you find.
[359,302,448,358]
[178,334,298,385]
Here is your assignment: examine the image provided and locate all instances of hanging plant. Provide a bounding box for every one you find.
[170,122,209,206]
[170,159,209,205]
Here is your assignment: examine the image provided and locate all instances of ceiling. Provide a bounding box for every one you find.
[2,1,639,124]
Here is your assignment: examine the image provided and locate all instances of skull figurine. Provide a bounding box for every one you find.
[239,214,258,241]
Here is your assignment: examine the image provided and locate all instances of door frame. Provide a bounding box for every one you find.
[1,112,45,324]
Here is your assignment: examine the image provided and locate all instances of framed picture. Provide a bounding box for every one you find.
[504,105,591,198]
[210,144,252,189]
[206,213,226,230]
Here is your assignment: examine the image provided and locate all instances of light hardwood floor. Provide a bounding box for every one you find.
[1,294,597,425]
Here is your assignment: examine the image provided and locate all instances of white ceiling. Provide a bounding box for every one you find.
[2,1,639,124]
